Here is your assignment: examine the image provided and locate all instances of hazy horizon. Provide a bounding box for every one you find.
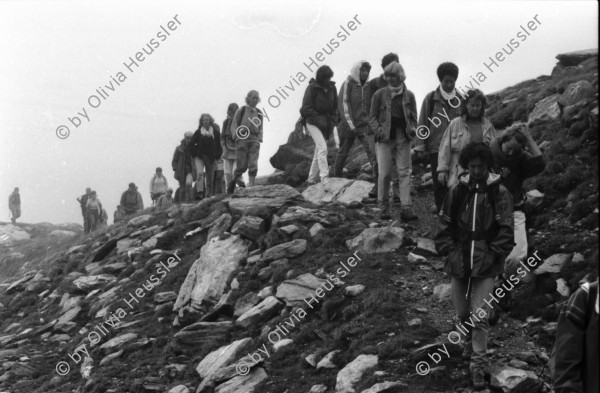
[1,0,597,225]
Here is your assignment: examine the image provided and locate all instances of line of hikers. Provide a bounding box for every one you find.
[172,91,264,204]
[76,188,108,233]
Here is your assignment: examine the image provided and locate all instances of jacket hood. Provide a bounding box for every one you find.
[309,77,336,90]
[348,60,369,84]
[458,172,502,188]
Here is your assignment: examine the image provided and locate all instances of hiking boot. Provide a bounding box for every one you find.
[379,204,391,220]
[401,207,418,221]
[471,366,486,390]
[236,178,246,188]
[227,180,236,194]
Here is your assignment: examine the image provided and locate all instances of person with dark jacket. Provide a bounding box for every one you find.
[120,183,144,215]
[221,103,246,190]
[553,279,599,393]
[190,114,223,199]
[490,123,545,307]
[435,142,514,390]
[8,187,21,224]
[369,62,418,221]
[300,65,338,184]
[334,60,376,177]
[415,62,463,213]
[172,131,195,204]
[367,52,402,200]
[77,188,92,233]
[227,90,264,193]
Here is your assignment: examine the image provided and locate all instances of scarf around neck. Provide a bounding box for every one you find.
[201,126,213,138]
[439,85,457,101]
[389,83,405,99]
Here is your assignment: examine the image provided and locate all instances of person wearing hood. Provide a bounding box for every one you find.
[334,61,376,178]
[435,142,514,390]
[438,89,498,189]
[120,183,144,215]
[227,90,264,193]
[300,65,338,184]
[415,62,463,213]
[369,62,418,221]
[221,103,246,191]
[172,131,195,204]
[490,123,545,309]
[190,113,223,199]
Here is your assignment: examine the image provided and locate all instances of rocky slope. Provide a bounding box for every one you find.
[0,49,598,393]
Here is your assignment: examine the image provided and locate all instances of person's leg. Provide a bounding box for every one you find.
[367,134,378,181]
[469,277,495,369]
[306,124,325,183]
[193,157,205,196]
[203,158,215,197]
[376,142,393,204]
[247,140,260,186]
[229,142,249,193]
[357,134,377,178]
[395,135,412,207]
[334,135,355,177]
[224,158,234,186]
[213,169,224,195]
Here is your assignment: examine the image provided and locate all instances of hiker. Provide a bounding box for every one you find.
[190,113,222,199]
[8,187,21,224]
[120,183,144,215]
[415,62,463,213]
[221,103,246,190]
[369,62,418,221]
[149,167,169,205]
[490,123,545,311]
[157,188,174,209]
[172,131,195,204]
[86,191,103,232]
[333,60,377,178]
[435,142,514,390]
[367,52,402,201]
[228,90,264,193]
[438,89,498,189]
[114,205,125,224]
[213,158,225,195]
[552,279,599,393]
[76,188,92,233]
[98,208,108,229]
[300,66,338,185]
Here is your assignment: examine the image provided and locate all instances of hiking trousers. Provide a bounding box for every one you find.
[234,139,260,179]
[376,133,412,206]
[306,124,329,182]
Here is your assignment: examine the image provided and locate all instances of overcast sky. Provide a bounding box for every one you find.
[0,0,597,225]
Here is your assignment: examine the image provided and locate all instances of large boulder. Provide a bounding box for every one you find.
[227,185,303,215]
[528,94,560,126]
[196,338,255,380]
[302,178,373,206]
[335,354,378,393]
[556,48,598,66]
[558,80,596,107]
[214,367,268,393]
[261,239,307,262]
[236,296,283,329]
[174,235,248,312]
[276,273,328,307]
[490,366,538,392]
[346,227,405,254]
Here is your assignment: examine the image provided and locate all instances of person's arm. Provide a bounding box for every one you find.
[340,81,356,132]
[488,185,514,259]
[230,108,241,141]
[435,185,458,256]
[415,93,432,153]
[214,126,224,157]
[299,85,319,120]
[149,176,155,195]
[553,287,589,393]
[368,90,382,136]
[519,126,546,178]
[257,113,263,143]
[407,91,418,138]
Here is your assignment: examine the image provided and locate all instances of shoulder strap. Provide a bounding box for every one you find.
[237,106,246,126]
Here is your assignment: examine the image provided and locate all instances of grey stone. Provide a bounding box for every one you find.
[346,227,405,254]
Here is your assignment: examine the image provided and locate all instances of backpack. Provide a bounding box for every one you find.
[300,80,320,127]
[234,106,263,135]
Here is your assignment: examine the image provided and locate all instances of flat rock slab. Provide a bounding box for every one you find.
[72,274,116,291]
[276,273,327,307]
[279,206,343,226]
[227,185,302,215]
[535,253,571,275]
[490,366,538,391]
[416,238,438,255]
[336,354,378,393]
[127,214,154,227]
[346,227,405,254]
[236,296,283,329]
[174,235,248,312]
[302,178,373,206]
[154,291,177,304]
[100,333,138,351]
[261,239,307,262]
[231,216,266,241]
[361,381,408,393]
[214,367,268,393]
[196,337,255,379]
[174,321,234,346]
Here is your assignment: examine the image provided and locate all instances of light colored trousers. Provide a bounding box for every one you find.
[376,133,412,206]
[306,124,329,183]
[451,276,495,367]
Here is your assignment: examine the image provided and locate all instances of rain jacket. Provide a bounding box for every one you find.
[437,115,497,187]
[369,83,417,143]
[337,61,373,138]
[435,172,514,279]
[190,124,223,161]
[172,139,194,183]
[415,87,463,153]
[300,79,338,140]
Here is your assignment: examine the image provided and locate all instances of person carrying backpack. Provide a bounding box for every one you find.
[172,131,195,204]
[221,103,246,191]
[415,62,463,213]
[334,60,376,178]
[149,167,169,205]
[553,278,599,393]
[227,90,264,193]
[300,66,338,185]
[435,142,514,390]
[76,188,92,233]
